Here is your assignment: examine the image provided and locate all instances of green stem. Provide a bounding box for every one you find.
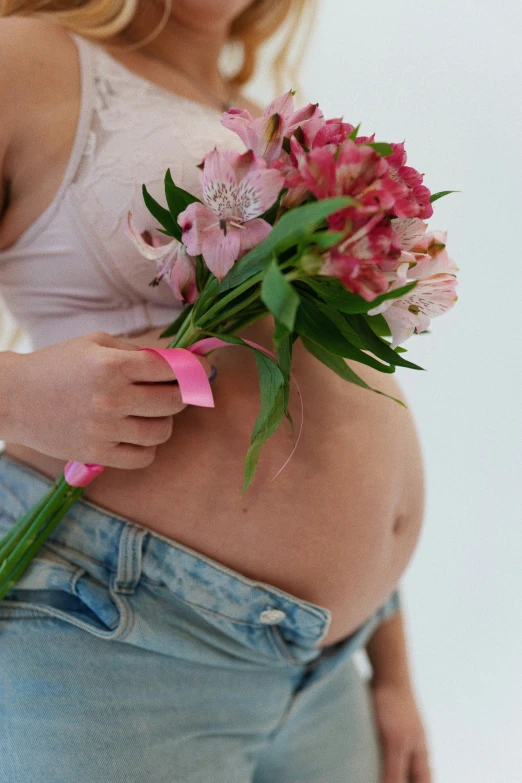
[195,271,264,326]
[0,486,84,600]
[219,309,269,335]
[0,483,62,561]
[0,477,73,582]
[203,289,264,331]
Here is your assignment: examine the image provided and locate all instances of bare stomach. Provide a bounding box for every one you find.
[3,314,425,647]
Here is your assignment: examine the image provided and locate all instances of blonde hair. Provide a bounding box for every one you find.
[0,0,316,91]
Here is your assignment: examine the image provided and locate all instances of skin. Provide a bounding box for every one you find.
[0,7,432,779]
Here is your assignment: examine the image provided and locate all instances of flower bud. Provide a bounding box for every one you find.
[299,250,323,275]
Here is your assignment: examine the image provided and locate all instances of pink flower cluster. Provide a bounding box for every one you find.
[126,90,457,345]
[221,90,456,345]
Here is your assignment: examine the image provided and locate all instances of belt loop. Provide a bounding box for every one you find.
[113,524,148,595]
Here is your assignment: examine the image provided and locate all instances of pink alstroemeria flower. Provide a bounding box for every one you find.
[178,148,283,281]
[390,218,459,278]
[387,142,433,220]
[221,90,325,163]
[125,212,198,304]
[294,139,410,231]
[320,219,401,301]
[367,250,458,347]
[311,118,375,149]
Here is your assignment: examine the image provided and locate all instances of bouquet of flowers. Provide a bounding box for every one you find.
[0,90,458,601]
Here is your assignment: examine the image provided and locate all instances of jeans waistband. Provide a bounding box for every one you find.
[0,452,333,647]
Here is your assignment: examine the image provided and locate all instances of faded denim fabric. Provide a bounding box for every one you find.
[0,452,401,783]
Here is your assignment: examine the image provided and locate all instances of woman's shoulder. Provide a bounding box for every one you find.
[0,16,77,81]
[0,17,81,249]
[0,17,79,145]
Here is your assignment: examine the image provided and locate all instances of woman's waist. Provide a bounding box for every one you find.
[2,425,420,635]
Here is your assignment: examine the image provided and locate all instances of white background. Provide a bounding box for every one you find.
[250,1,522,780]
[2,1,521,780]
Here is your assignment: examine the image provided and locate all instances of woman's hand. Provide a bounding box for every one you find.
[370,681,432,783]
[1,330,214,470]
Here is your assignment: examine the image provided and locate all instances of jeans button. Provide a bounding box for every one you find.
[258,608,286,624]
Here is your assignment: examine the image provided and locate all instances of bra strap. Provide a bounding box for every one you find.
[56,32,97,193]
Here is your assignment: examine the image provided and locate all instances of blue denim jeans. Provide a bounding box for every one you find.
[0,451,401,783]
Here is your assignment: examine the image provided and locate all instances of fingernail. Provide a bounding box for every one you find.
[209,365,217,382]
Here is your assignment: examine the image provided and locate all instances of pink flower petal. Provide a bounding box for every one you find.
[301,147,337,199]
[200,148,238,218]
[178,202,217,257]
[235,167,284,221]
[221,108,258,150]
[264,90,295,120]
[231,149,265,184]
[201,225,241,281]
[379,273,458,347]
[391,217,429,252]
[168,246,198,304]
[238,218,272,256]
[254,113,286,163]
[381,307,419,347]
[125,212,179,260]
[287,103,325,147]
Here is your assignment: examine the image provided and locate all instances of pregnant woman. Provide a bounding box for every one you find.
[0,2,432,781]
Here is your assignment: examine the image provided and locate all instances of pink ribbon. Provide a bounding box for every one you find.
[64,338,303,487]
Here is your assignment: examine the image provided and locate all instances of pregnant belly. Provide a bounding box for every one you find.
[3,315,425,647]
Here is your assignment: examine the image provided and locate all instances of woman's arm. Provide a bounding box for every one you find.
[365,606,413,689]
[0,350,24,441]
[365,606,433,782]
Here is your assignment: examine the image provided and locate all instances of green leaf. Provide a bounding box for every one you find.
[362,312,391,337]
[192,276,220,322]
[217,197,355,292]
[164,169,201,224]
[242,351,285,495]
[367,142,393,157]
[429,190,461,203]
[195,254,210,293]
[159,304,194,338]
[201,331,285,495]
[348,123,361,140]
[294,296,395,373]
[260,257,300,333]
[309,230,345,249]
[347,314,425,370]
[300,336,406,407]
[361,314,408,351]
[300,291,367,349]
[142,184,178,236]
[367,281,419,308]
[297,276,418,314]
[275,332,294,433]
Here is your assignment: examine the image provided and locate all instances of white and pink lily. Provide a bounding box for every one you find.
[178,148,283,281]
[125,212,198,304]
[221,90,325,163]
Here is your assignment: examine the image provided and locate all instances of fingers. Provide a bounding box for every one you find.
[120,382,188,418]
[117,348,214,383]
[117,415,174,447]
[103,443,158,470]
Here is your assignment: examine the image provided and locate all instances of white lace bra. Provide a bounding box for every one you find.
[0,31,244,349]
